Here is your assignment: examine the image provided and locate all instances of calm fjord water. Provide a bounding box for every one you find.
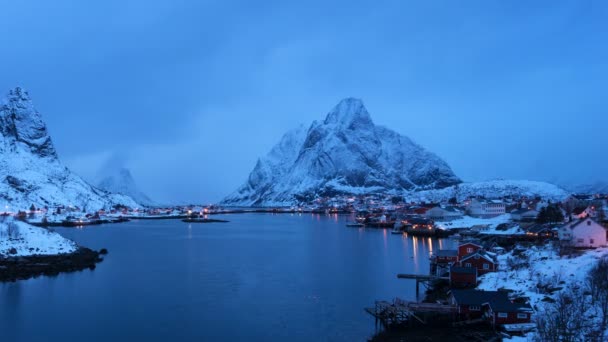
[1,214,453,341]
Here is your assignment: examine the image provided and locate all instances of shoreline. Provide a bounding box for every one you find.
[0,247,105,282]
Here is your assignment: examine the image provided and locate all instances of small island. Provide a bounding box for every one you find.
[0,216,105,282]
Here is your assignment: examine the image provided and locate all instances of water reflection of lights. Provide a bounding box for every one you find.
[427,237,433,254]
[402,235,409,263]
[383,229,388,252]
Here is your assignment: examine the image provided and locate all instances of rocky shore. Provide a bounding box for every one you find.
[0,247,105,282]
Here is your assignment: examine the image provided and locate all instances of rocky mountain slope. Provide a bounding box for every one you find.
[0,87,138,211]
[223,98,461,206]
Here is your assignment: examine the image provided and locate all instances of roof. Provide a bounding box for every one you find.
[460,250,496,264]
[451,267,477,275]
[452,289,506,306]
[526,224,553,234]
[451,290,532,313]
[458,242,482,248]
[572,207,588,215]
[511,208,538,215]
[435,249,458,257]
[564,218,604,230]
[408,217,434,225]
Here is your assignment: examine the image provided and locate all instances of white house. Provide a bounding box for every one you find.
[467,199,506,218]
[425,206,464,221]
[558,218,608,248]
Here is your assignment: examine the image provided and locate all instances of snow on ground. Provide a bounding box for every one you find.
[0,217,77,256]
[435,214,511,231]
[478,245,608,340]
[478,244,608,309]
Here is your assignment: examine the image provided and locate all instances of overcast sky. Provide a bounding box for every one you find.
[1,1,607,203]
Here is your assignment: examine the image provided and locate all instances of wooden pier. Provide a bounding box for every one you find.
[396,273,448,298]
[365,298,457,327]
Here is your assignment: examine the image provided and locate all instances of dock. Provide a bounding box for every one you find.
[396,273,448,297]
[365,298,457,327]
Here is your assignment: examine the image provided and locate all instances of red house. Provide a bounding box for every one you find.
[432,249,459,264]
[458,250,497,275]
[451,290,532,325]
[449,266,477,288]
[457,242,482,259]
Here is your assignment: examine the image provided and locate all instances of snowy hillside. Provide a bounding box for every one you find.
[405,179,569,203]
[0,87,139,211]
[0,217,77,256]
[562,181,608,195]
[97,167,154,206]
[223,98,461,206]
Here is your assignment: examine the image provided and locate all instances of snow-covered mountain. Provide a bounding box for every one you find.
[223,98,461,206]
[405,179,569,203]
[97,168,154,206]
[0,87,139,211]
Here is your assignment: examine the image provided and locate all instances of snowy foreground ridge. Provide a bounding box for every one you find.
[0,87,139,211]
[479,245,608,341]
[0,217,77,256]
[223,98,461,206]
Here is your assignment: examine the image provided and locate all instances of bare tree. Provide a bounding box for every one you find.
[535,288,594,342]
[587,257,608,332]
[6,221,20,239]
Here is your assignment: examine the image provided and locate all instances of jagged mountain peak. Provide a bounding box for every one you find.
[0,87,57,159]
[97,167,154,206]
[7,87,31,102]
[323,97,373,128]
[223,98,461,206]
[0,87,139,210]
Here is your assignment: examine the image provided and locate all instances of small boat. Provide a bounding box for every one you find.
[346,223,364,227]
[182,218,230,223]
[391,227,403,234]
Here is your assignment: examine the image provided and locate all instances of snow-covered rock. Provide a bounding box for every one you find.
[0,216,77,256]
[0,87,139,211]
[97,167,154,206]
[405,179,569,203]
[223,98,461,206]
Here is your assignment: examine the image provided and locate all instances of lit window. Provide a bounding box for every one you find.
[470,306,480,311]
[498,312,508,318]
[517,313,528,319]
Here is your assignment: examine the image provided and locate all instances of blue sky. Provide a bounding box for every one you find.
[0,1,607,203]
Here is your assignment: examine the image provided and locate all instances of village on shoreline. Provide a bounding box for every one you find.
[2,191,608,340]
